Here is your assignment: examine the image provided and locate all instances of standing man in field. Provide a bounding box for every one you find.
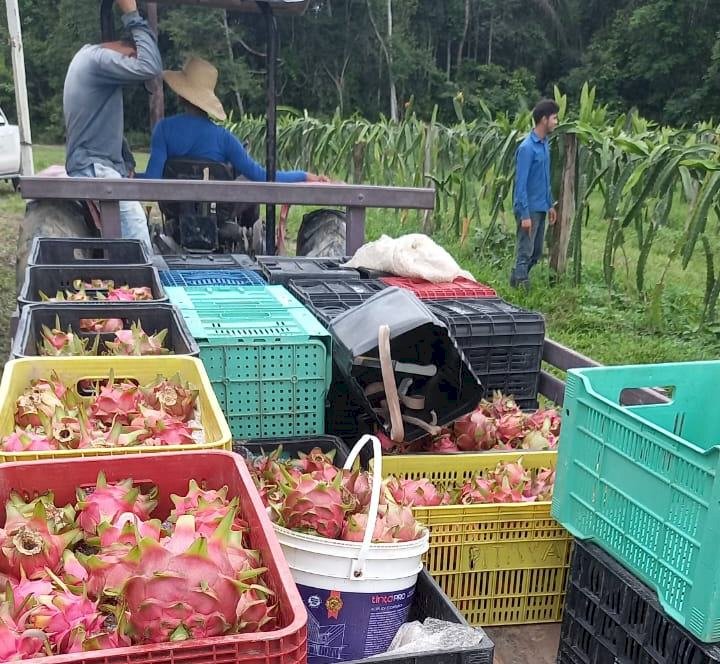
[510,99,559,289]
[63,0,162,251]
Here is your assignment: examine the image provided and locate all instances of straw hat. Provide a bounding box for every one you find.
[163,57,227,122]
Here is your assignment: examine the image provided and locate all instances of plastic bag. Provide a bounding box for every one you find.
[368,618,485,658]
[343,234,475,283]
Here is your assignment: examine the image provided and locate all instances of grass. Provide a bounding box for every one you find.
[1,145,718,368]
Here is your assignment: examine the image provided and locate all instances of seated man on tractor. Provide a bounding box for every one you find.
[140,57,329,184]
[63,0,162,252]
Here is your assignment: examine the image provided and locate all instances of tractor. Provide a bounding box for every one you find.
[15,0,356,286]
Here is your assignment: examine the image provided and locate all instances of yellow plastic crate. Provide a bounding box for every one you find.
[379,451,571,627]
[0,356,231,462]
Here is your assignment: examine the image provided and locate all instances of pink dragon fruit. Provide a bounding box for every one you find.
[105,285,153,302]
[38,320,99,357]
[0,501,80,579]
[486,391,521,418]
[73,279,115,290]
[341,512,393,543]
[7,491,76,535]
[105,323,169,356]
[0,588,50,660]
[140,376,198,421]
[495,412,526,445]
[384,477,451,507]
[1,429,59,452]
[458,477,494,504]
[341,470,373,509]
[89,378,140,426]
[381,504,424,542]
[453,409,497,451]
[427,432,459,453]
[80,318,124,333]
[169,481,247,537]
[278,472,351,539]
[294,447,337,473]
[129,407,199,446]
[521,429,553,451]
[75,471,158,535]
[14,376,67,429]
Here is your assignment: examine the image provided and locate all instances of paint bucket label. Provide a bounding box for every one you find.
[298,582,415,663]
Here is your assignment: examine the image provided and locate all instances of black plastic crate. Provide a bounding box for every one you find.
[346,570,494,664]
[11,302,199,359]
[425,297,544,402]
[558,539,720,664]
[160,269,266,288]
[162,253,262,272]
[27,237,151,266]
[18,265,167,309]
[257,256,360,285]
[288,279,387,324]
[325,372,376,446]
[232,434,351,466]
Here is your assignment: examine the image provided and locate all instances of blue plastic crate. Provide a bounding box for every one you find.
[170,285,331,439]
[160,269,265,287]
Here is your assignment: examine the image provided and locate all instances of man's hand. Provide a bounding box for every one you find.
[117,0,138,15]
[548,207,558,225]
[306,173,332,183]
[521,218,532,234]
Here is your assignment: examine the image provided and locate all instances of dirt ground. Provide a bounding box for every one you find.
[486,624,561,663]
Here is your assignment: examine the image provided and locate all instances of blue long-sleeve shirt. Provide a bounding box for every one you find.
[139,114,307,182]
[64,11,162,176]
[513,130,553,219]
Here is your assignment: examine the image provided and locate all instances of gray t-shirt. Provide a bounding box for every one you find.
[63,11,162,176]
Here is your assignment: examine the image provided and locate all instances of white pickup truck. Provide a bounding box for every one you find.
[0,106,21,188]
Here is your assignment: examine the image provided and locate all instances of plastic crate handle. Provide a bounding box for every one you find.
[342,434,382,580]
[571,364,682,407]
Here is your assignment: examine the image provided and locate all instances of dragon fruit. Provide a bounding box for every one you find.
[140,376,198,420]
[14,376,67,429]
[427,432,459,453]
[495,412,525,446]
[76,472,158,535]
[294,447,337,473]
[277,472,352,539]
[0,587,50,660]
[105,285,153,302]
[0,502,80,579]
[80,318,124,333]
[384,477,451,507]
[41,289,91,302]
[1,429,59,453]
[73,279,115,291]
[7,491,76,535]
[453,409,497,451]
[105,323,169,356]
[341,512,394,543]
[129,407,199,446]
[89,378,141,427]
[38,319,99,357]
[117,510,275,643]
[458,459,556,504]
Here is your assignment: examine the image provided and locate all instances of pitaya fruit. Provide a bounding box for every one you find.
[341,512,393,543]
[293,447,337,473]
[14,376,67,429]
[7,491,76,535]
[458,476,494,504]
[453,409,497,451]
[140,376,198,420]
[427,432,459,453]
[341,470,373,509]
[129,407,199,446]
[381,504,424,542]
[487,391,521,418]
[384,477,451,507]
[521,430,552,451]
[169,482,247,537]
[0,587,51,660]
[117,511,275,643]
[38,319,99,357]
[75,472,158,535]
[1,429,59,453]
[277,472,351,539]
[89,378,141,427]
[0,501,80,579]
[80,318,124,333]
[105,323,169,356]
[104,285,153,302]
[495,412,526,445]
[73,278,115,291]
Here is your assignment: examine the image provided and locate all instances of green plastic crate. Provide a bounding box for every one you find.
[552,361,720,643]
[169,285,331,439]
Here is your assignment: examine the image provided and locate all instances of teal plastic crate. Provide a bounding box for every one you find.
[169,285,331,439]
[552,361,720,643]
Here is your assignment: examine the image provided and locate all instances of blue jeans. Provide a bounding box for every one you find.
[511,211,546,284]
[68,162,152,253]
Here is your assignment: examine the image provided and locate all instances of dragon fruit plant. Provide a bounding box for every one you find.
[248,447,426,544]
[0,372,204,452]
[380,391,562,454]
[0,472,276,658]
[37,317,169,357]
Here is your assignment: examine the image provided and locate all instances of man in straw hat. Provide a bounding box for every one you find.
[140,57,329,183]
[63,0,162,251]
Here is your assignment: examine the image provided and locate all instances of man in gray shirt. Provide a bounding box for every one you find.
[63,0,162,251]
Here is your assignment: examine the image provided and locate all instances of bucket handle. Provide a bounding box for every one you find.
[342,434,382,579]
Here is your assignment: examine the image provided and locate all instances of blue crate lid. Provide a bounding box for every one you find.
[160,269,265,288]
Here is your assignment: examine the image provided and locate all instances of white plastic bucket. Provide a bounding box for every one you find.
[273,434,429,663]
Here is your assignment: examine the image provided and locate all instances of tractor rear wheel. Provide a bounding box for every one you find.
[16,200,94,293]
[296,208,347,258]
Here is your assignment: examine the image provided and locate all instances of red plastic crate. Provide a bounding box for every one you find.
[380,276,497,299]
[1,451,307,664]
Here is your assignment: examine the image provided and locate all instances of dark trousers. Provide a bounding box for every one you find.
[511,211,546,284]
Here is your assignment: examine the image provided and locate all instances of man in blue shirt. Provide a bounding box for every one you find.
[140,57,328,183]
[510,99,560,289]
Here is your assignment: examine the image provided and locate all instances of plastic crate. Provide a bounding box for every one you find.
[551,361,720,642]
[160,269,266,287]
[0,451,306,664]
[257,255,360,285]
[288,279,387,324]
[558,539,720,664]
[18,265,167,309]
[169,285,332,440]
[11,302,199,359]
[233,434,351,466]
[381,451,571,627]
[345,570,494,664]
[0,356,231,462]
[426,298,545,402]
[27,237,151,266]
[380,277,497,299]
[162,253,261,272]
